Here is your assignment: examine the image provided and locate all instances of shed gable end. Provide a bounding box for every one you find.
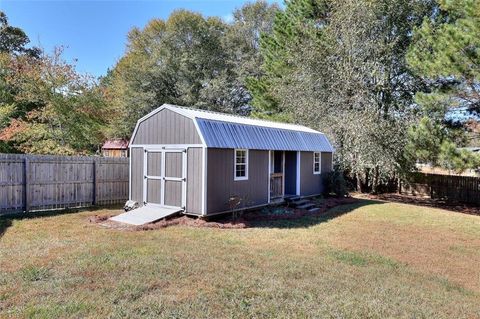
[131,109,202,145]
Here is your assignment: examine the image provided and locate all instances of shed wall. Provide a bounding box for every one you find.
[130,147,144,204]
[131,109,202,145]
[129,146,203,215]
[299,151,334,196]
[206,149,269,214]
[186,147,203,215]
[321,152,333,174]
[300,151,322,196]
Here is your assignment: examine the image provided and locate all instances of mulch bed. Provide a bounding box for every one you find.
[88,197,359,231]
[241,197,358,222]
[359,193,480,216]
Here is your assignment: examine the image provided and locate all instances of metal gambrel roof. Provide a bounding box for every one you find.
[196,119,333,152]
[132,104,334,152]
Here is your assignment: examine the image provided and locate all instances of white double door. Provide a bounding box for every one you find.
[143,148,186,209]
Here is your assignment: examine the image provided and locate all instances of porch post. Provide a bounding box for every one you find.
[268,150,271,203]
[296,151,301,196]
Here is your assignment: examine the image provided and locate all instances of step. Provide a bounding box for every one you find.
[290,199,310,206]
[297,203,315,210]
[284,195,301,202]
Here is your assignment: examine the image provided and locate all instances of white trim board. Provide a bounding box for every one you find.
[267,150,271,203]
[233,149,249,181]
[143,148,187,210]
[313,152,321,175]
[296,151,301,196]
[129,144,203,149]
[202,146,208,215]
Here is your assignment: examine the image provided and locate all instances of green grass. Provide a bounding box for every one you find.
[1,200,480,318]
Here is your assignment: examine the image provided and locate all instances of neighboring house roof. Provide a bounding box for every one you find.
[132,104,334,152]
[102,139,129,150]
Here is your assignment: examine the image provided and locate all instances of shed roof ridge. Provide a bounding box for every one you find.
[196,117,326,135]
[163,104,323,134]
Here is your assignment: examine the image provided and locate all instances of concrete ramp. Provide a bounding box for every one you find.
[109,206,182,226]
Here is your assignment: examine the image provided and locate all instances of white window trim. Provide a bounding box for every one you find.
[313,152,321,175]
[234,149,249,181]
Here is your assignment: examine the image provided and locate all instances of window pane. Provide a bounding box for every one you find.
[235,150,248,178]
[236,166,245,177]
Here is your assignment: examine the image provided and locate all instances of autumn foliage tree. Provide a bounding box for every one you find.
[0,48,111,154]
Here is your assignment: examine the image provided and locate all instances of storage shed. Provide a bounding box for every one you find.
[128,104,334,216]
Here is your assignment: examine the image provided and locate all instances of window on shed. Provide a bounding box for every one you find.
[234,149,248,180]
[313,152,321,174]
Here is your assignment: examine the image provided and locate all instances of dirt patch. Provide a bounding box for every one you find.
[92,215,248,231]
[89,197,359,231]
[359,193,480,216]
[87,214,113,223]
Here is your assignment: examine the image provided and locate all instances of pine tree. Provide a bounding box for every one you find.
[407,0,480,170]
[247,0,329,120]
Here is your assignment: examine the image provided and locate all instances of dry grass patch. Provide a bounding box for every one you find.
[0,202,479,318]
[322,202,480,291]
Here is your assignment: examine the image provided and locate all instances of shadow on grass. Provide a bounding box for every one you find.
[248,199,383,229]
[0,204,123,239]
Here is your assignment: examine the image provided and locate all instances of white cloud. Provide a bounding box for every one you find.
[222,13,234,23]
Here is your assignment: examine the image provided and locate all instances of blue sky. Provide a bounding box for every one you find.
[1,0,281,78]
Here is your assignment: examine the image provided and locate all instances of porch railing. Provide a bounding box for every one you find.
[270,173,283,199]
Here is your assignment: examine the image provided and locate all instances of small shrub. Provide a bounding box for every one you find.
[323,168,348,197]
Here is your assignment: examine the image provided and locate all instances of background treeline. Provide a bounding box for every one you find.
[0,0,479,192]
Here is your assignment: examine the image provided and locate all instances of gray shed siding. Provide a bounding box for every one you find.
[186,147,203,215]
[131,108,202,145]
[321,152,333,173]
[299,151,333,196]
[206,149,269,214]
[129,146,203,214]
[130,147,144,204]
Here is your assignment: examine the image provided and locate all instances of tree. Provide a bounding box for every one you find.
[252,0,435,192]
[106,10,235,138]
[0,47,110,154]
[106,3,279,138]
[248,0,328,120]
[0,11,42,152]
[407,0,480,170]
[224,1,279,114]
[0,11,40,57]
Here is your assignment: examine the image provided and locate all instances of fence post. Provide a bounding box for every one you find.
[24,156,30,213]
[92,158,97,205]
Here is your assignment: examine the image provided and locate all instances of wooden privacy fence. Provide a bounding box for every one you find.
[401,172,480,205]
[0,154,129,214]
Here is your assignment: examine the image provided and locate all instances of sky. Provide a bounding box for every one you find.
[1,0,281,78]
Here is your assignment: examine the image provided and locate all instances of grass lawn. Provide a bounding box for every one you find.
[1,200,480,318]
